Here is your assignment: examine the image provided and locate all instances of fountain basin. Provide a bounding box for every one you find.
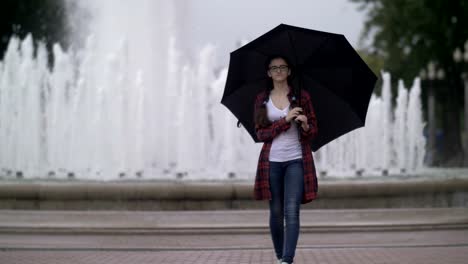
[1,171,467,210]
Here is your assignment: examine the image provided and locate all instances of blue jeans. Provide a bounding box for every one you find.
[269,158,304,264]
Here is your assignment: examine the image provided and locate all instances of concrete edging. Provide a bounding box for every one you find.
[0,178,467,209]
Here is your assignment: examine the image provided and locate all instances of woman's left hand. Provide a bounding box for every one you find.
[295,115,309,130]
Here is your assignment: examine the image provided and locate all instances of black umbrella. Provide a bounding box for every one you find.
[221,24,377,151]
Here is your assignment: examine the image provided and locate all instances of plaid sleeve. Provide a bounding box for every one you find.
[256,118,291,142]
[254,92,291,142]
[300,90,318,140]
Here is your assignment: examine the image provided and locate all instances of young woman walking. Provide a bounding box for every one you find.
[253,55,319,264]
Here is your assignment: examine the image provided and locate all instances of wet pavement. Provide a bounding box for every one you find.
[0,208,467,263]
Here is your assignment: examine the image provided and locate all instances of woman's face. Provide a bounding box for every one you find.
[267,58,290,82]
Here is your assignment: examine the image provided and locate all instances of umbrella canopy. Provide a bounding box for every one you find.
[221,24,377,151]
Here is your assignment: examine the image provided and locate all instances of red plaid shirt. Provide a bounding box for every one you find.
[254,89,318,204]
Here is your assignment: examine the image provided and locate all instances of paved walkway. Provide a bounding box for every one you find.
[1,208,468,263]
[1,246,467,264]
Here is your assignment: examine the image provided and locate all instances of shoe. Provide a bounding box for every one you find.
[277,259,282,264]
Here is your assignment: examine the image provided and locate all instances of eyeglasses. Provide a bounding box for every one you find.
[269,65,289,73]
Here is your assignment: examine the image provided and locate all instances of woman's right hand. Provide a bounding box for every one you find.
[285,107,303,122]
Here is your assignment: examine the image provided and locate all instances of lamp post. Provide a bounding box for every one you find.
[420,62,445,166]
[453,40,468,164]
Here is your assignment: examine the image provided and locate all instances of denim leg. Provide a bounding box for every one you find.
[268,161,284,260]
[282,159,304,264]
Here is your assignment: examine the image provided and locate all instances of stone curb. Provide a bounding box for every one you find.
[1,208,468,234]
[1,178,468,200]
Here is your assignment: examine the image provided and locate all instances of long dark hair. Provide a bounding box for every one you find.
[255,55,298,128]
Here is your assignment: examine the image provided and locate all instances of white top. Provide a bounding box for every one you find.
[266,96,302,162]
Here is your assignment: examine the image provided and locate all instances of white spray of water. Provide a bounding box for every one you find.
[0,2,426,179]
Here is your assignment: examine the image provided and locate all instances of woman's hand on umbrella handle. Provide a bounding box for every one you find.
[285,107,303,122]
[295,114,309,130]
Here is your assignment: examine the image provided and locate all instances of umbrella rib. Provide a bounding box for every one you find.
[222,76,268,99]
[286,29,302,101]
[286,30,299,68]
[300,35,333,67]
[298,35,357,109]
[250,48,270,59]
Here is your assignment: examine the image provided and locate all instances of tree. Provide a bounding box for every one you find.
[357,49,385,95]
[352,0,468,166]
[0,0,68,61]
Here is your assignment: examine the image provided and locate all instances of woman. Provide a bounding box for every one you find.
[253,55,318,264]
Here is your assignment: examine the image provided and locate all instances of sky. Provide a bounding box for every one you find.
[181,0,368,65]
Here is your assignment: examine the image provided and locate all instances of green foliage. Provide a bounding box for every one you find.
[357,50,384,75]
[352,0,468,164]
[352,0,468,86]
[0,0,68,58]
[357,49,385,95]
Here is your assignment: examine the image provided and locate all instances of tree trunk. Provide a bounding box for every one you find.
[441,80,464,166]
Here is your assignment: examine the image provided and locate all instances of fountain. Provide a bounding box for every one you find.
[0,1,426,181]
[314,73,426,177]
